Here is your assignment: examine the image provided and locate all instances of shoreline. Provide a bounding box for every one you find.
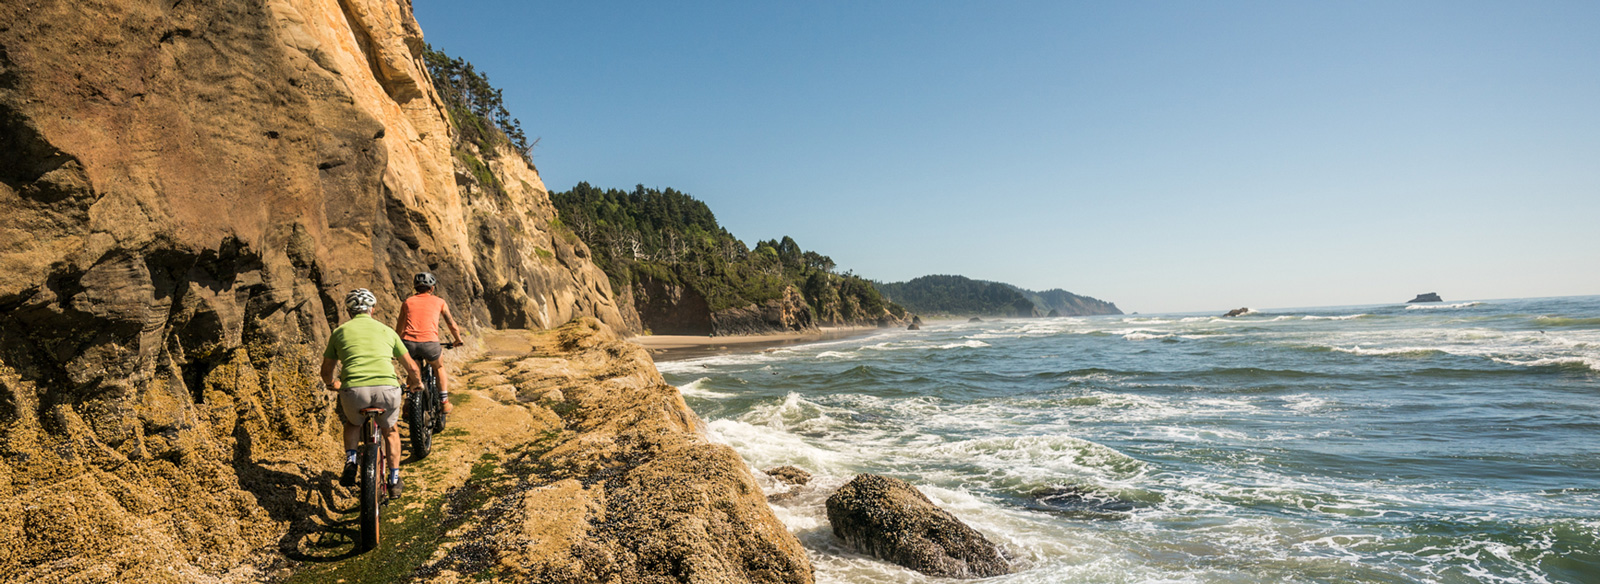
[629,325,884,361]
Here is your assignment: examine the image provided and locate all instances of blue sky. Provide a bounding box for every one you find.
[413,1,1599,313]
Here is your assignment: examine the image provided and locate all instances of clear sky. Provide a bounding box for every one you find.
[412,1,1599,313]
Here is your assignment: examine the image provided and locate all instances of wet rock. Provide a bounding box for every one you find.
[1023,486,1135,520]
[825,474,1011,578]
[1408,292,1443,303]
[1223,307,1250,317]
[911,315,924,326]
[968,317,984,323]
[907,323,921,330]
[765,466,812,486]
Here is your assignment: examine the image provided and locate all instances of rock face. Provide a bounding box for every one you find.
[825,474,1010,579]
[710,285,815,336]
[1223,307,1251,317]
[1409,292,1443,303]
[0,0,631,580]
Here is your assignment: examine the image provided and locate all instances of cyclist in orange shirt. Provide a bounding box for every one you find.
[395,273,465,414]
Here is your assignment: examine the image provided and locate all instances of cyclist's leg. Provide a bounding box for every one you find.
[431,356,453,414]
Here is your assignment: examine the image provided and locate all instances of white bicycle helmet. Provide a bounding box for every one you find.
[414,272,437,288]
[345,288,377,314]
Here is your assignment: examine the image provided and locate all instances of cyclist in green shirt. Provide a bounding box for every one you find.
[320,288,423,497]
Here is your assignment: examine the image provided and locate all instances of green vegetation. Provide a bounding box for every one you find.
[551,183,901,323]
[875,275,1121,317]
[423,46,534,160]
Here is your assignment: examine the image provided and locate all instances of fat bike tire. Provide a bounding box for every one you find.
[358,442,381,551]
[408,390,432,459]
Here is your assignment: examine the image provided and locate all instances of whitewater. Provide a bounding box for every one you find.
[656,296,1600,583]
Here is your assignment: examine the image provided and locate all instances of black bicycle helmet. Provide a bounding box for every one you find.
[414,272,437,288]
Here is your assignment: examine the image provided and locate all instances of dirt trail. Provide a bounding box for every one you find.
[275,329,557,583]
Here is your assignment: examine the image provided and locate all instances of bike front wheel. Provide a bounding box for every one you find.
[358,438,381,551]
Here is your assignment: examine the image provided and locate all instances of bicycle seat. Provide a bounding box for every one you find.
[360,407,386,413]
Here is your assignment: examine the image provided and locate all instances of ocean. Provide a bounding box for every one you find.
[655,296,1600,584]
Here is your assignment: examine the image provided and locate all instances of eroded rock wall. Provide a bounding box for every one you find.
[0,0,629,580]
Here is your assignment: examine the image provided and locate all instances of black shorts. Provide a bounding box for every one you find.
[403,340,441,362]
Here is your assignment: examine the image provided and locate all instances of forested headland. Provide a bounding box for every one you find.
[551,183,907,335]
[876,275,1121,317]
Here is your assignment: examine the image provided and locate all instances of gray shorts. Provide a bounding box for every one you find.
[404,340,442,362]
[338,385,402,428]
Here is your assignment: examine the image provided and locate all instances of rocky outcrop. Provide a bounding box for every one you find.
[1223,307,1251,317]
[1408,292,1442,303]
[709,286,814,336]
[0,0,630,580]
[1046,309,1061,317]
[417,319,813,583]
[825,474,1010,579]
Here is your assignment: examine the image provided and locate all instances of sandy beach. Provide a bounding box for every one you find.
[629,326,882,361]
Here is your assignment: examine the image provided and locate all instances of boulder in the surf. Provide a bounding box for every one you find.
[908,323,921,330]
[1223,307,1250,317]
[968,317,983,323]
[1408,292,1443,303]
[764,465,812,486]
[912,315,924,326]
[825,474,1011,578]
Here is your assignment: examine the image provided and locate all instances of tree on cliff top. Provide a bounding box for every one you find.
[423,46,533,160]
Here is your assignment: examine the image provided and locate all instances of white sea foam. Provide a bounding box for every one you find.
[1303,313,1369,320]
[1491,356,1600,373]
[1405,301,1485,310]
[937,340,990,349]
[1331,345,1445,357]
[1123,332,1172,341]
[815,350,857,360]
[676,377,734,399]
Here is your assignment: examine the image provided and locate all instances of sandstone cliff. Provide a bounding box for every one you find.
[0,0,649,581]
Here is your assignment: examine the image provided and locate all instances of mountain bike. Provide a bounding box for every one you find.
[405,342,458,459]
[356,407,391,552]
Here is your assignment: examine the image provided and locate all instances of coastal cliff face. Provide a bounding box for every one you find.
[0,0,633,580]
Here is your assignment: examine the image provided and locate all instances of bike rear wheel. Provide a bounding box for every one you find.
[358,426,382,551]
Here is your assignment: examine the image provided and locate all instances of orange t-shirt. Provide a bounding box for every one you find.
[398,293,447,342]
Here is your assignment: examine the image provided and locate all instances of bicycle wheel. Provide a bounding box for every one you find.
[358,429,381,551]
[407,386,432,459]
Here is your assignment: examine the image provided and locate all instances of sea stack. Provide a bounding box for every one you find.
[1223,307,1250,317]
[1408,293,1443,303]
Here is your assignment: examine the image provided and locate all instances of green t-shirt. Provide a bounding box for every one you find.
[323,314,407,387]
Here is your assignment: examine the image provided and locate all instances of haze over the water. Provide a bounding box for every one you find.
[415,1,1600,313]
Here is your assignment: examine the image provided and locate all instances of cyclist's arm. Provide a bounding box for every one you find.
[441,303,464,346]
[320,357,340,391]
[399,353,423,391]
